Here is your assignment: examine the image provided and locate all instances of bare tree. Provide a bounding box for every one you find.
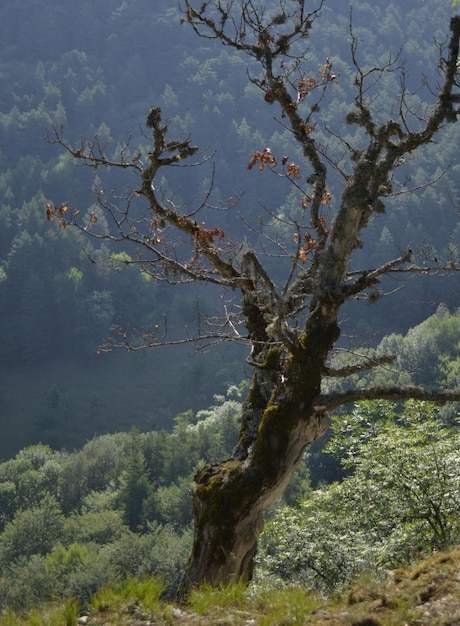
[46,0,460,599]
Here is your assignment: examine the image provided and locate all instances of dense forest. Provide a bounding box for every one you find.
[0,0,459,459]
[0,307,458,608]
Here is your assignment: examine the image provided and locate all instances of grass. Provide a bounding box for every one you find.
[62,599,80,626]
[1,546,460,625]
[90,574,167,614]
[188,578,249,614]
[254,588,321,626]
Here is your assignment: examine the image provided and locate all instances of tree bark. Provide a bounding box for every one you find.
[177,313,339,600]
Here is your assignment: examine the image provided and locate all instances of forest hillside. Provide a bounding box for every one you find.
[0,2,458,621]
[0,329,458,622]
[0,0,459,459]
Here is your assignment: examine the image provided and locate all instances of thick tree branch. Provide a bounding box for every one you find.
[312,17,459,302]
[323,354,397,378]
[341,250,413,299]
[317,386,460,411]
[241,249,280,302]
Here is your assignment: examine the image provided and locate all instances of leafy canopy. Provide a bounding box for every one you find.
[257,400,460,591]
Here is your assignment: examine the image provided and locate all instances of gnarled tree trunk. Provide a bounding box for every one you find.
[178,313,339,599]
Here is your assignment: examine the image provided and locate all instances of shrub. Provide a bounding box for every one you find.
[256,401,460,592]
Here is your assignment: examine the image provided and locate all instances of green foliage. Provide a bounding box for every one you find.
[61,599,80,626]
[309,308,460,485]
[116,448,151,531]
[43,542,111,600]
[0,362,458,607]
[143,475,194,528]
[65,548,115,602]
[58,434,125,514]
[256,401,460,592]
[0,371,458,619]
[90,575,167,616]
[114,574,166,610]
[45,542,94,579]
[189,578,249,614]
[64,509,124,544]
[104,524,192,593]
[321,308,460,400]
[380,307,460,390]
[1,547,460,625]
[331,401,460,550]
[2,541,115,605]
[0,495,64,568]
[256,493,371,591]
[0,555,51,611]
[0,389,241,608]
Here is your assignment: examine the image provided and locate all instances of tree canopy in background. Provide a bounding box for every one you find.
[0,329,458,608]
[1,0,459,459]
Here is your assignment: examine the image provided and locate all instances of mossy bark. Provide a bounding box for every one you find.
[177,315,339,601]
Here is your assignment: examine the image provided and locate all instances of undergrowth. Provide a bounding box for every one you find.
[1,546,459,626]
